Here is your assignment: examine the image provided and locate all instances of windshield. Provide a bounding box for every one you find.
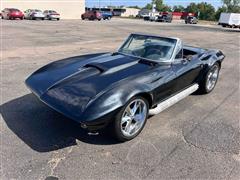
[118,34,177,62]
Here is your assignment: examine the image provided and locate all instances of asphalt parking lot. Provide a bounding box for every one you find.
[1,18,240,180]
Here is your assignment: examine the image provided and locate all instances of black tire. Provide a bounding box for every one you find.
[199,63,220,94]
[42,18,44,20]
[113,96,149,142]
[57,18,60,21]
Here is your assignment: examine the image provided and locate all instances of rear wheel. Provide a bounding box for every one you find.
[113,96,149,141]
[200,63,220,94]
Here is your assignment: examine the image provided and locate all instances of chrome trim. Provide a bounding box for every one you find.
[149,84,199,115]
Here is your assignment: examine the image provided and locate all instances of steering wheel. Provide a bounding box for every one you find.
[144,48,164,59]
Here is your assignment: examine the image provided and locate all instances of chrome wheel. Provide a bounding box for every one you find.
[206,65,219,91]
[120,99,148,137]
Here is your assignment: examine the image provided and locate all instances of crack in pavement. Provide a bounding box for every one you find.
[47,146,73,177]
[144,87,239,179]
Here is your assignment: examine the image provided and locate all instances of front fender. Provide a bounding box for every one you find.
[81,82,152,122]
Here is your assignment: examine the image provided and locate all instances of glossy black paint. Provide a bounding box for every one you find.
[25,40,225,130]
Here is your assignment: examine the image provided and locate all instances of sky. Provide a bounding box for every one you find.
[86,0,223,8]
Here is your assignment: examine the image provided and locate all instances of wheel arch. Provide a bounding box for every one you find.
[134,92,153,108]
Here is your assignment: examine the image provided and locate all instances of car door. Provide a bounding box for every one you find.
[152,65,178,103]
[172,49,203,92]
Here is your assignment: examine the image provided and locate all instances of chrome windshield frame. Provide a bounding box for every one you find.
[117,33,182,63]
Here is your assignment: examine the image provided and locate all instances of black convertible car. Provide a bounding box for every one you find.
[26,34,225,141]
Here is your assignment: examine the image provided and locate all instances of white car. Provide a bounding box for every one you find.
[24,9,45,20]
[43,10,60,20]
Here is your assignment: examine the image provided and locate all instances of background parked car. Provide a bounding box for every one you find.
[1,8,24,20]
[101,11,112,20]
[81,10,102,21]
[149,12,158,21]
[43,10,60,20]
[24,9,45,20]
[185,16,198,24]
[156,14,172,23]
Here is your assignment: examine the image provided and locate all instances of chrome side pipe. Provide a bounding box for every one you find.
[149,84,199,115]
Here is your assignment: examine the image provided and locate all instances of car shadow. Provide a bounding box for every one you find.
[1,94,119,152]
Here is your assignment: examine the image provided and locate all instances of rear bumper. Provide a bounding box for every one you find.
[10,15,24,18]
[33,15,45,18]
[49,15,60,19]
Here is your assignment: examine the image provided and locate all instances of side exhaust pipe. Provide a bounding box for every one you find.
[149,84,199,115]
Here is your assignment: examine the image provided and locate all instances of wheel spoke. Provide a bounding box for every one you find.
[121,116,131,125]
[125,106,133,116]
[125,120,132,133]
[120,99,148,137]
[206,66,219,91]
[132,101,140,115]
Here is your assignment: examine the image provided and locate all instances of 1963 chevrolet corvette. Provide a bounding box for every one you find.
[26,34,225,141]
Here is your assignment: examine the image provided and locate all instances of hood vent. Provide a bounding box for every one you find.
[84,63,107,72]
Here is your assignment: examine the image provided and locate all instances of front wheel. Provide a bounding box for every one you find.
[113,96,149,141]
[200,63,220,94]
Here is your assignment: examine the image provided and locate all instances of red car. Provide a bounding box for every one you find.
[1,8,24,20]
[81,10,102,21]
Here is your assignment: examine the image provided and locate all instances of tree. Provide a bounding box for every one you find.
[128,6,141,9]
[144,0,164,11]
[154,0,164,12]
[222,0,240,12]
[161,5,172,12]
[185,3,199,13]
[215,6,227,20]
[197,2,216,20]
[173,5,185,12]
[144,3,152,10]
[186,2,216,21]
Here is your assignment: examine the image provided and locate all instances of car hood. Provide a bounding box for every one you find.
[26,53,153,119]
